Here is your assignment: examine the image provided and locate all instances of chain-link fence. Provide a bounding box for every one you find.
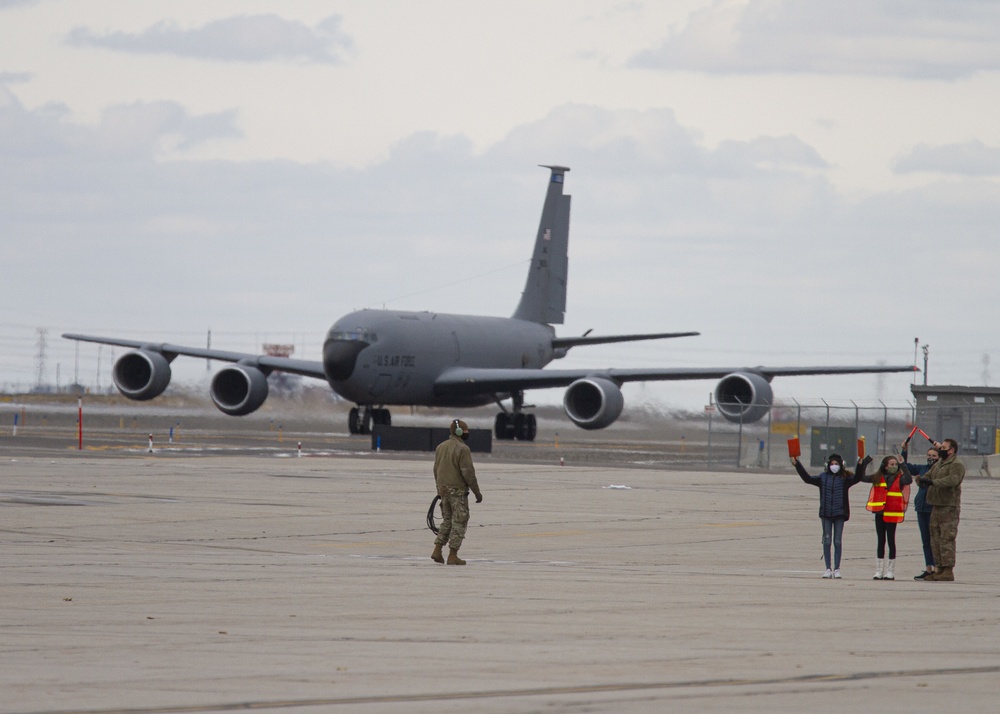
[702,401,999,473]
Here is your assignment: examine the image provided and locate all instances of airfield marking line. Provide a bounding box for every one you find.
[18,665,1000,714]
[512,530,589,537]
[309,541,401,549]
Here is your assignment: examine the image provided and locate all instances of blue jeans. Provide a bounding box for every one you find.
[821,517,845,570]
[917,510,934,567]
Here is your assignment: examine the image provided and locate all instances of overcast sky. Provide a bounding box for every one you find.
[2,0,998,413]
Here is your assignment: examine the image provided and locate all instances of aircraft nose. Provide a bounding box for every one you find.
[323,338,368,381]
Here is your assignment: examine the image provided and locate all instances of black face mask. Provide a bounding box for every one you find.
[938,449,950,460]
[926,458,938,466]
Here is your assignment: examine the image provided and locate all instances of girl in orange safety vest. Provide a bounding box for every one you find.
[861,455,913,580]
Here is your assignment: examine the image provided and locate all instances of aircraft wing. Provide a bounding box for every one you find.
[61,334,327,379]
[434,364,917,395]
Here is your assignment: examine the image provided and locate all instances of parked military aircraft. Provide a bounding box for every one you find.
[64,165,914,441]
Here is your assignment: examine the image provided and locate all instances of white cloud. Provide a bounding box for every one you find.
[0,71,32,84]
[488,105,826,182]
[631,0,1000,79]
[0,91,239,159]
[95,101,242,152]
[894,140,1000,176]
[65,14,354,64]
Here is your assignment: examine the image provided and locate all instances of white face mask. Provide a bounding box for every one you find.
[829,463,842,474]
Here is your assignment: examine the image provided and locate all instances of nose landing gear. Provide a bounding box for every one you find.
[348,406,391,435]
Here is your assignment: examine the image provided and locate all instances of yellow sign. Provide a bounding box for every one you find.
[771,422,800,434]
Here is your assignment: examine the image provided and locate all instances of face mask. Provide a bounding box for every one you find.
[938,449,950,460]
[886,465,899,475]
[829,463,841,474]
[926,458,938,466]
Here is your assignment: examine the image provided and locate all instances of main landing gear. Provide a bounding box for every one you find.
[348,405,391,435]
[494,412,537,441]
[494,391,537,441]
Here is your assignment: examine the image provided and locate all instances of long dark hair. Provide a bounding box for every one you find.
[874,455,900,481]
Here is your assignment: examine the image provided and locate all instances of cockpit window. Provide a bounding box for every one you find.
[329,329,377,343]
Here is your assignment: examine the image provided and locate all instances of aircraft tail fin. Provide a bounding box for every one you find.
[512,165,571,325]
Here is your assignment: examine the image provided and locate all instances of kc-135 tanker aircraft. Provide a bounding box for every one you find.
[65,165,914,441]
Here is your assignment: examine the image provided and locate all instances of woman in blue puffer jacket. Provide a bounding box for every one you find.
[792,452,872,579]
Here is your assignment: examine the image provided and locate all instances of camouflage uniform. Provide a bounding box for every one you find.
[433,434,481,550]
[925,453,965,569]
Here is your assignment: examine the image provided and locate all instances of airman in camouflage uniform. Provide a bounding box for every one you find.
[431,419,482,565]
[919,438,965,582]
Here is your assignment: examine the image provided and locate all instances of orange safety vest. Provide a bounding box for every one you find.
[866,474,909,523]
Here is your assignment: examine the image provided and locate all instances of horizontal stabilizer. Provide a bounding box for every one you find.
[552,331,700,349]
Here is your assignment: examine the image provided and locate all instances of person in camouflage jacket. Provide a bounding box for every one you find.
[431,419,483,566]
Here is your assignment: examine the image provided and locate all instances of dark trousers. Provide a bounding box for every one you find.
[916,509,934,567]
[874,512,898,559]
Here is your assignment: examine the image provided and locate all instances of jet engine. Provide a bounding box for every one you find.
[112,350,172,401]
[210,365,269,416]
[563,377,625,430]
[713,372,773,424]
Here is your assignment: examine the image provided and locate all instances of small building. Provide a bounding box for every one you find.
[910,385,1000,455]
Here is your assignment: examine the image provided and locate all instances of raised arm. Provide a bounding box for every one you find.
[897,460,914,486]
[793,458,819,486]
[852,455,873,485]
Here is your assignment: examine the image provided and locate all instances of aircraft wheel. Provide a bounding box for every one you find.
[525,414,537,442]
[494,413,512,440]
[513,413,537,441]
[513,413,526,440]
[494,413,507,439]
[374,408,391,426]
[348,407,359,435]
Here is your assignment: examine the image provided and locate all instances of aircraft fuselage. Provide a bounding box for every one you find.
[323,309,556,407]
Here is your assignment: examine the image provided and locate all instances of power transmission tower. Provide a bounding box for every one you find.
[35,328,48,390]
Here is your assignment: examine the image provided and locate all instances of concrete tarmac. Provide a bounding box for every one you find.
[2,451,998,714]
